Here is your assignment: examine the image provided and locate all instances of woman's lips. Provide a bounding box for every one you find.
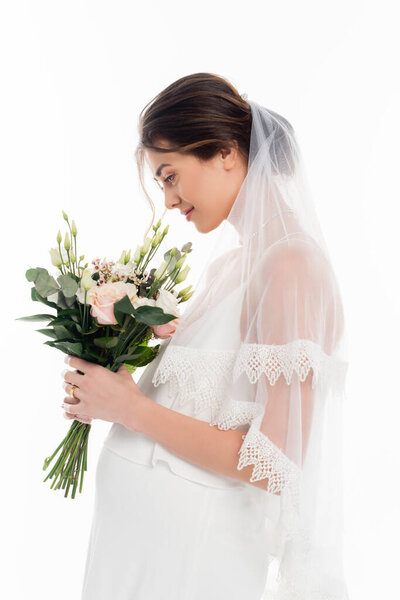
[186,207,194,221]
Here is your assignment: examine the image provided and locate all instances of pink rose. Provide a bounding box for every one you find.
[89,282,138,325]
[152,317,180,339]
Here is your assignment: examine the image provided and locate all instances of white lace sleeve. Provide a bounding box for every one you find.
[237,420,301,492]
[230,340,347,495]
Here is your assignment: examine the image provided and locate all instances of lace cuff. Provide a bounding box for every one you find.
[237,422,301,494]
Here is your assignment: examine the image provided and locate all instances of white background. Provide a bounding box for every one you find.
[1,1,399,598]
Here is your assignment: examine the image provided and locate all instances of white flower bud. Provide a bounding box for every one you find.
[81,269,94,291]
[64,232,71,251]
[49,247,63,268]
[133,245,141,264]
[175,265,190,283]
[142,237,151,254]
[154,260,168,280]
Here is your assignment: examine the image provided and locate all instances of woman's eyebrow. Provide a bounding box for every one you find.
[154,163,172,180]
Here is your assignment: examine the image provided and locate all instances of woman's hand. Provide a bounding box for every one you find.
[61,355,149,431]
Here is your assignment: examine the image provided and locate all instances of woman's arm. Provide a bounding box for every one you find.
[62,355,271,491]
[128,396,270,491]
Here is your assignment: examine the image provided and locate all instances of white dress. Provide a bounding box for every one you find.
[80,334,282,600]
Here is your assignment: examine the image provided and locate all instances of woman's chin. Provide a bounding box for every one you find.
[191,213,221,234]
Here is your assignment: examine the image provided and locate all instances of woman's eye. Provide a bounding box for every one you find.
[164,174,175,185]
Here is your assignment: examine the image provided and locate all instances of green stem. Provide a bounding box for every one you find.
[83,290,88,331]
[43,409,92,498]
[72,426,90,498]
[48,428,79,487]
[57,241,66,275]
[45,420,81,486]
[56,425,85,491]
[140,239,160,272]
[66,220,75,276]
[74,235,78,276]
[43,420,79,477]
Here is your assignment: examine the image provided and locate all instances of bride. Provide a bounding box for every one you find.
[62,72,350,600]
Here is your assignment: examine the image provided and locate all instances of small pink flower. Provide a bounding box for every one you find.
[152,318,179,339]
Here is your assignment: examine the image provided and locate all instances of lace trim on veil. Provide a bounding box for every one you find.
[152,340,347,422]
[151,340,346,500]
[237,423,301,489]
[233,339,348,392]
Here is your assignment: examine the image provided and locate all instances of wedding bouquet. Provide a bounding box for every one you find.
[17,210,194,498]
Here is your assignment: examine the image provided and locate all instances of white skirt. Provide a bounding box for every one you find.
[81,444,274,600]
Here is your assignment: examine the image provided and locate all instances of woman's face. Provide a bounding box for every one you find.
[144,139,247,233]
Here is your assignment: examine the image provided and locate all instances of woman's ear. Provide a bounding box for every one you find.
[220,140,241,170]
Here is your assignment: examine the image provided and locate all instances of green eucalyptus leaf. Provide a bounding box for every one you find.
[33,267,59,297]
[31,287,58,309]
[181,242,192,253]
[164,248,180,263]
[64,293,78,308]
[26,268,38,282]
[56,290,69,310]
[57,274,79,298]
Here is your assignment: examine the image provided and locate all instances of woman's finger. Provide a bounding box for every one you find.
[65,354,96,374]
[62,381,87,401]
[63,411,92,423]
[68,413,92,423]
[61,368,86,387]
[62,393,85,414]
[62,395,91,421]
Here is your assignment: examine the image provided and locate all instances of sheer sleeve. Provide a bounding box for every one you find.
[234,239,346,498]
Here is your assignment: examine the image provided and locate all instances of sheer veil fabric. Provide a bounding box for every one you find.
[151,100,349,599]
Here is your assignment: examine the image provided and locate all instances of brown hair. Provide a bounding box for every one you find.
[135,72,251,236]
[135,72,296,238]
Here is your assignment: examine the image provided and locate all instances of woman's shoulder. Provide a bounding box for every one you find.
[205,247,242,284]
[262,234,332,280]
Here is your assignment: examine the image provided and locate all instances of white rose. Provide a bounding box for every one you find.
[132,296,157,308]
[155,288,180,316]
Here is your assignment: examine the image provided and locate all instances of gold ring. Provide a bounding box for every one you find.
[70,384,78,399]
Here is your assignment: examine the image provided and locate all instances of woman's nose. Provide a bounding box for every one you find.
[164,192,181,211]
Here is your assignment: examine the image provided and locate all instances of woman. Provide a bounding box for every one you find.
[62,73,349,599]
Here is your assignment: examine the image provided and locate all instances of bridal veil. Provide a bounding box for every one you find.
[141,98,350,600]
